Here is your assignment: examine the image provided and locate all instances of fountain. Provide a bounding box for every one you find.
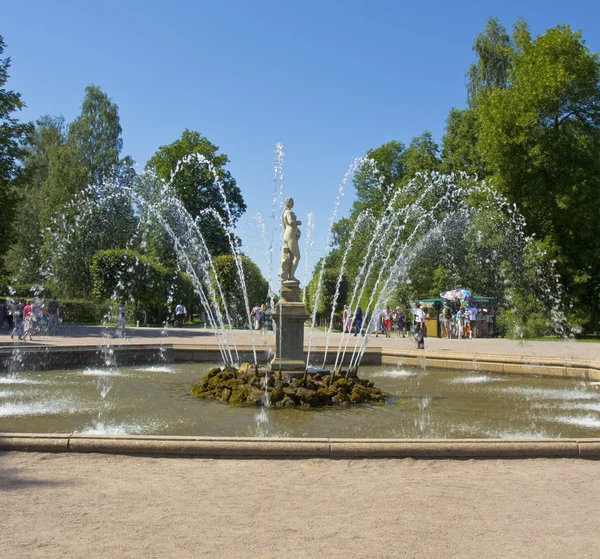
[1,148,599,438]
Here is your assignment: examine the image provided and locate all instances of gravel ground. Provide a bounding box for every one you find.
[1,451,599,558]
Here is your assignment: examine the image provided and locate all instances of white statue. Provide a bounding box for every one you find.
[280,197,301,282]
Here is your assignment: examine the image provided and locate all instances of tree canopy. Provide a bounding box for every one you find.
[0,35,33,271]
[145,129,246,256]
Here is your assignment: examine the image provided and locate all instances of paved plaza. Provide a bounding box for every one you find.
[1,324,599,362]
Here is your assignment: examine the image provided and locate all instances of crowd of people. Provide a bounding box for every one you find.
[0,297,61,341]
[338,299,488,348]
[438,301,487,339]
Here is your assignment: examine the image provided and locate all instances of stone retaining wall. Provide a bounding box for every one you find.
[2,343,598,381]
[1,433,599,458]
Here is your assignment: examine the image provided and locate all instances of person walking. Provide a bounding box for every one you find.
[413,303,426,349]
[263,301,273,331]
[353,306,364,336]
[11,299,25,341]
[342,304,350,333]
[175,303,186,327]
[395,307,406,338]
[47,297,60,335]
[456,307,464,339]
[382,306,392,338]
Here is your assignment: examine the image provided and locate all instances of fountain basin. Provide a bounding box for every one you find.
[3,361,600,440]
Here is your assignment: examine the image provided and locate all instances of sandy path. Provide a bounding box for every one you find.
[1,452,599,558]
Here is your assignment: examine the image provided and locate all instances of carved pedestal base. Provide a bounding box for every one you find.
[269,281,308,374]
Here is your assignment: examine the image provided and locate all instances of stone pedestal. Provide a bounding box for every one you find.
[270,281,309,373]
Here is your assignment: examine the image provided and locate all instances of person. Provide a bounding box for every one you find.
[280,197,302,282]
[175,302,186,327]
[263,301,273,331]
[442,303,451,338]
[10,299,25,340]
[466,304,486,338]
[47,297,60,335]
[354,306,364,336]
[116,305,126,337]
[439,304,449,339]
[251,305,261,330]
[21,300,34,341]
[199,310,207,328]
[414,303,426,349]
[41,303,50,334]
[456,306,464,339]
[342,305,350,333]
[368,310,381,337]
[0,299,5,329]
[382,306,392,338]
[395,307,406,338]
[463,310,471,339]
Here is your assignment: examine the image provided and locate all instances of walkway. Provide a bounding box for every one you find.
[1,325,599,361]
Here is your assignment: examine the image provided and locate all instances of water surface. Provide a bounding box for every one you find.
[1,363,600,438]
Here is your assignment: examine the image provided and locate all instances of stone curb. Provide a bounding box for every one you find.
[1,433,600,458]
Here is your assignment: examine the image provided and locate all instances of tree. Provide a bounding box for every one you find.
[68,85,122,185]
[146,130,246,256]
[305,266,349,327]
[351,140,405,215]
[211,254,268,324]
[477,24,600,327]
[90,248,194,324]
[401,131,441,177]
[35,86,138,297]
[5,116,66,282]
[440,108,487,176]
[0,35,33,270]
[466,16,514,107]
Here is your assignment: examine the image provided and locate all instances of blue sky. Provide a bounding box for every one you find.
[3,0,600,287]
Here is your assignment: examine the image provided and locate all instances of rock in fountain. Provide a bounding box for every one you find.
[270,197,309,373]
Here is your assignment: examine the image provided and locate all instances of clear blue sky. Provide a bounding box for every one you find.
[4,0,600,287]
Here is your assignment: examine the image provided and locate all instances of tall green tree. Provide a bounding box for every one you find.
[67,85,122,185]
[477,24,600,326]
[146,129,246,255]
[402,131,441,177]
[211,254,268,324]
[466,16,514,107]
[440,108,486,176]
[0,35,32,271]
[5,116,66,281]
[37,87,137,297]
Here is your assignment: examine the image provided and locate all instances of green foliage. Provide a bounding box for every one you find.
[67,85,123,185]
[401,132,441,178]
[59,299,110,324]
[441,108,487,176]
[466,16,513,106]
[496,291,550,339]
[0,35,33,269]
[210,254,268,325]
[90,248,194,324]
[91,249,190,303]
[146,129,246,255]
[305,267,349,322]
[477,23,600,328]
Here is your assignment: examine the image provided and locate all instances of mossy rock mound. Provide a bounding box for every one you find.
[190,364,387,408]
